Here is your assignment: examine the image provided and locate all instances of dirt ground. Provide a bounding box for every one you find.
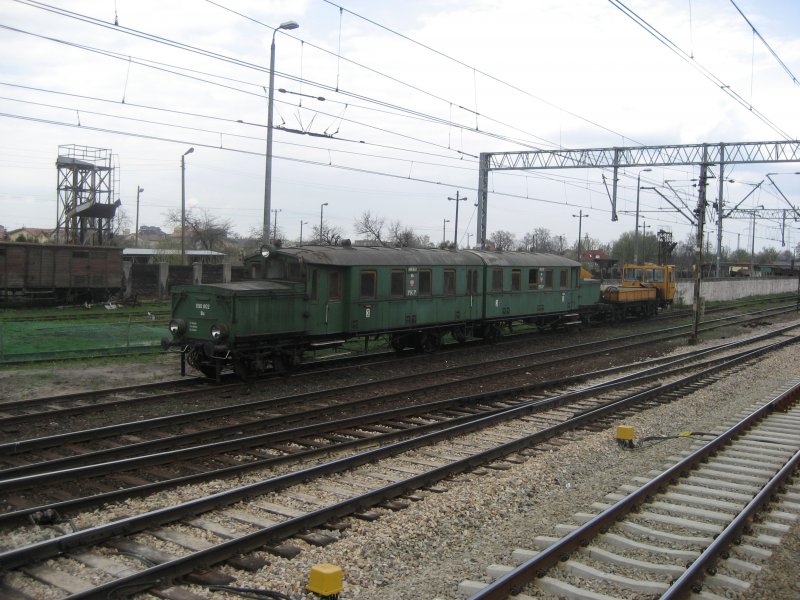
[0,353,187,402]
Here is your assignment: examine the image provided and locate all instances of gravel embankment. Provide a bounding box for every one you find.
[2,320,798,599]
[172,329,799,600]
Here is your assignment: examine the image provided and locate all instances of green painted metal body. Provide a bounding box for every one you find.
[167,246,592,375]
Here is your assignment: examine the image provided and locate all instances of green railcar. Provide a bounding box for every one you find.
[164,245,587,379]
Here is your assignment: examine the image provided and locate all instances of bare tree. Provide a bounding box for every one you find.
[165,208,233,252]
[312,223,344,246]
[489,230,517,251]
[354,211,387,246]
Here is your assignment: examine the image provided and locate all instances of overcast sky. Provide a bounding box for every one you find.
[1,0,799,253]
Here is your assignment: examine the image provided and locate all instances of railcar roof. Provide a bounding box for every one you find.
[174,281,292,292]
[275,246,578,268]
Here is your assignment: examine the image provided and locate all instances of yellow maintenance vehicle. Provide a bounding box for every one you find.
[598,263,676,321]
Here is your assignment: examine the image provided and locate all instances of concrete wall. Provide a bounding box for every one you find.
[675,276,800,306]
[124,262,247,300]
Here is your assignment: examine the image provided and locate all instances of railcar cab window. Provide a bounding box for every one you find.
[328,271,342,301]
[543,269,554,289]
[511,269,521,292]
[559,269,568,288]
[419,269,432,296]
[266,258,303,281]
[491,268,503,292]
[653,269,665,282]
[391,269,405,297]
[528,269,539,290]
[360,270,377,299]
[443,269,456,295]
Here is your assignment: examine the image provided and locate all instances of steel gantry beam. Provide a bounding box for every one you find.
[476,140,800,249]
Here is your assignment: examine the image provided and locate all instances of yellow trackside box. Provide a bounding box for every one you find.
[307,563,343,596]
[616,425,636,441]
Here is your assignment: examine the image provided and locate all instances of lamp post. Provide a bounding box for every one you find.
[271,208,282,242]
[572,210,588,260]
[299,220,308,246]
[319,202,328,244]
[134,186,144,247]
[634,168,652,264]
[750,205,764,274]
[442,219,450,245]
[181,147,194,265]
[640,221,651,262]
[263,20,300,248]
[447,191,467,248]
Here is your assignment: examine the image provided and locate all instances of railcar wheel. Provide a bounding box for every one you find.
[484,324,503,343]
[198,363,219,380]
[389,333,406,353]
[419,332,441,353]
[233,360,253,381]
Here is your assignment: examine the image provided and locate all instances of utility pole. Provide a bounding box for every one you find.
[690,153,709,344]
[299,220,308,246]
[572,210,588,260]
[447,191,468,249]
[442,219,450,245]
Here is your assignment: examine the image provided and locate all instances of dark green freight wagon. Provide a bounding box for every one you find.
[163,245,588,379]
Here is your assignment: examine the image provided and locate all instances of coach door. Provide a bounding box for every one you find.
[324,269,344,334]
[464,267,479,320]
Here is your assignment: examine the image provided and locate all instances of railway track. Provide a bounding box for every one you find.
[462,378,800,600]
[1,323,796,524]
[2,303,795,438]
[0,329,797,598]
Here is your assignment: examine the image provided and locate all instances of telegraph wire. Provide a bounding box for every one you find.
[14,0,557,152]
[729,0,798,87]
[0,110,626,222]
[317,0,639,145]
[607,0,793,140]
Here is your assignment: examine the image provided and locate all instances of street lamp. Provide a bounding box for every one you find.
[299,221,308,246]
[640,221,651,262]
[134,186,144,248]
[319,202,328,245]
[750,205,765,273]
[447,191,467,249]
[271,208,282,242]
[572,210,588,259]
[263,20,300,248]
[181,147,194,265]
[634,168,652,264]
[442,219,450,245]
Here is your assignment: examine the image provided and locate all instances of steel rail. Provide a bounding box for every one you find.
[468,379,800,600]
[2,324,795,489]
[0,334,795,586]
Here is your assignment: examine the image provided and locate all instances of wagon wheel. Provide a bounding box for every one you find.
[420,332,442,353]
[389,333,406,353]
[484,324,503,344]
[233,359,253,382]
[198,363,219,380]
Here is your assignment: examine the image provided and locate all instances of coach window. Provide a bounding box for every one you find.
[443,269,456,295]
[467,269,478,295]
[419,269,432,296]
[360,270,377,299]
[391,269,405,297]
[328,271,342,301]
[310,269,318,300]
[653,269,664,282]
[511,269,521,292]
[492,268,503,292]
[528,268,539,290]
[559,269,568,288]
[543,269,554,289]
